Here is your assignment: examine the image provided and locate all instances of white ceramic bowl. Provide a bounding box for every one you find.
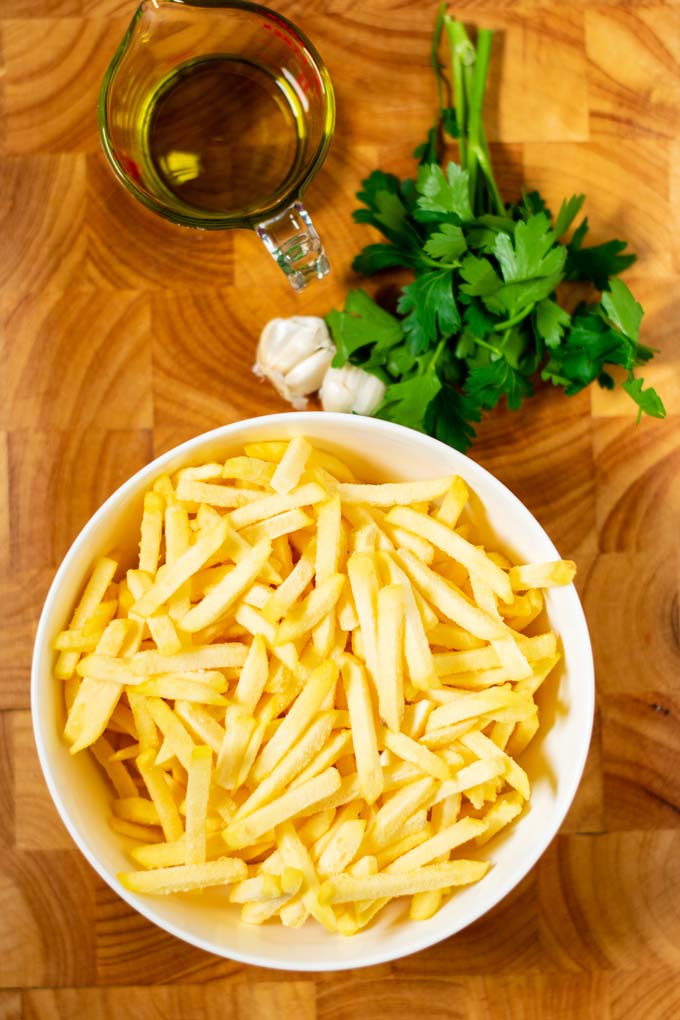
[32,412,594,970]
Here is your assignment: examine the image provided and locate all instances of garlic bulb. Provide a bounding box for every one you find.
[253,316,335,409]
[319,365,386,416]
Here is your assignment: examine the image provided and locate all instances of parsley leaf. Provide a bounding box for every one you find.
[416,163,473,221]
[535,299,572,348]
[601,278,643,342]
[423,223,467,262]
[565,218,636,290]
[459,255,502,296]
[622,377,666,421]
[465,358,534,411]
[553,194,586,237]
[375,355,443,432]
[463,300,498,339]
[397,270,460,354]
[425,385,480,451]
[326,290,403,367]
[353,171,422,252]
[351,243,416,275]
[493,214,565,283]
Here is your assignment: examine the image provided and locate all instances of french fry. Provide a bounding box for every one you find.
[383,729,450,781]
[243,441,288,462]
[139,492,164,575]
[145,698,195,770]
[262,540,316,623]
[185,746,213,865]
[113,797,161,827]
[131,517,229,617]
[231,633,269,714]
[109,817,164,844]
[128,678,228,705]
[127,691,159,750]
[275,574,345,645]
[241,508,313,545]
[379,553,438,688]
[136,750,184,843]
[460,729,530,800]
[319,859,489,905]
[223,768,341,850]
[234,713,334,820]
[233,604,298,673]
[431,758,507,804]
[179,539,272,633]
[428,621,485,650]
[271,437,313,494]
[55,600,118,652]
[396,549,507,641]
[387,816,487,872]
[223,456,276,486]
[434,476,469,528]
[176,462,223,483]
[176,478,264,508]
[291,730,353,789]
[338,478,453,506]
[229,873,283,902]
[277,820,338,931]
[509,560,577,590]
[131,832,225,869]
[347,553,380,679]
[375,585,405,731]
[433,632,557,675]
[252,661,339,782]
[228,482,326,530]
[91,736,138,798]
[341,656,383,805]
[216,705,257,790]
[64,619,131,752]
[314,494,343,656]
[130,642,248,675]
[367,777,436,848]
[387,507,512,603]
[427,686,536,730]
[118,857,247,894]
[55,556,119,680]
[317,819,366,876]
[174,701,225,754]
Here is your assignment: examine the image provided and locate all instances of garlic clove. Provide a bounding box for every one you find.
[256,316,334,376]
[319,365,386,416]
[254,315,337,408]
[284,346,335,395]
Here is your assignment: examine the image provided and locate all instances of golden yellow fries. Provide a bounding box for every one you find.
[54,437,576,934]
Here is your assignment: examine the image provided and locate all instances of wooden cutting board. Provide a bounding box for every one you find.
[1,1,679,1017]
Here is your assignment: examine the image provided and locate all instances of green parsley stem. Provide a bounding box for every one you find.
[490,304,533,333]
[431,4,448,123]
[446,17,472,169]
[472,336,502,357]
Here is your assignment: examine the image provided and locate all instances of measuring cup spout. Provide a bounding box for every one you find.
[256,202,330,291]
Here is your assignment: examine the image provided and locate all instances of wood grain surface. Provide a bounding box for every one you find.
[2,0,679,1017]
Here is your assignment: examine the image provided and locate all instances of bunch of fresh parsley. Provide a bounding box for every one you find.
[325,7,666,451]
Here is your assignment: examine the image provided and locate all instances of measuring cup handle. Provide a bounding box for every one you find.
[255,202,330,291]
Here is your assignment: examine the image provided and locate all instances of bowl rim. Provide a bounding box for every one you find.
[31,412,595,970]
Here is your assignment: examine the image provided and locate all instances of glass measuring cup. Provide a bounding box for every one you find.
[99,0,335,290]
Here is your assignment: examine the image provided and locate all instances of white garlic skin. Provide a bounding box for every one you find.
[253,316,335,409]
[319,364,386,416]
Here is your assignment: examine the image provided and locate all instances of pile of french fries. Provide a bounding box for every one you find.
[54,437,575,935]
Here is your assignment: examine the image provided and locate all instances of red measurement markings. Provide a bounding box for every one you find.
[261,20,322,97]
[120,155,141,183]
